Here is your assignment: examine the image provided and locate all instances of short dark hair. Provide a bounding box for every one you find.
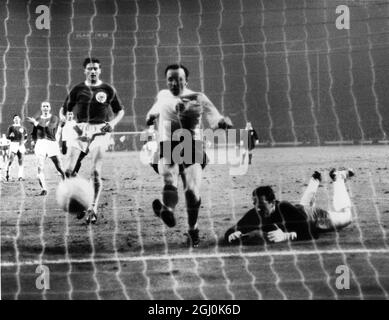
[13,114,20,119]
[252,186,276,203]
[164,64,189,80]
[83,57,101,68]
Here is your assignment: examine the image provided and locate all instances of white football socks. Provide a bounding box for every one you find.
[333,177,351,212]
[300,177,319,207]
[18,166,24,179]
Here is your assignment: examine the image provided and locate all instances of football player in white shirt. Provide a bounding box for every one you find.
[59,111,78,155]
[0,133,11,169]
[146,64,232,247]
[5,115,28,181]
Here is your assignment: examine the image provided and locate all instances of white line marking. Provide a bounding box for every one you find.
[2,248,388,268]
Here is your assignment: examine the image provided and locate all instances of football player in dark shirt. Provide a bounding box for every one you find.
[4,115,28,181]
[225,169,354,244]
[27,102,65,195]
[241,121,259,165]
[60,57,124,224]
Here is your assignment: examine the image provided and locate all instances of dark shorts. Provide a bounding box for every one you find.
[159,140,208,170]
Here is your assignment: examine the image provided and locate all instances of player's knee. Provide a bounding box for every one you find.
[92,170,101,182]
[185,189,200,208]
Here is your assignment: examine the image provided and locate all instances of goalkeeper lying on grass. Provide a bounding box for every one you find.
[225,169,354,244]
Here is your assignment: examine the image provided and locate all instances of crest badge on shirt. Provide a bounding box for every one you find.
[19,128,24,133]
[95,91,107,103]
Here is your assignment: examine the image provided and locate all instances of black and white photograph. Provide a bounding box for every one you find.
[1,0,389,303]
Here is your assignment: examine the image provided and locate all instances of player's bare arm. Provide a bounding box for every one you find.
[198,93,233,129]
[26,116,38,126]
[108,109,125,129]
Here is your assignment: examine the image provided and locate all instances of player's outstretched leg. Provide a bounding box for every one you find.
[50,156,65,180]
[37,156,47,195]
[73,151,87,175]
[300,171,321,207]
[153,161,179,227]
[183,164,202,247]
[65,147,82,178]
[5,152,14,181]
[327,168,354,229]
[85,149,103,224]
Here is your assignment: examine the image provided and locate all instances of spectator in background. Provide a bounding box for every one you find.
[241,121,259,165]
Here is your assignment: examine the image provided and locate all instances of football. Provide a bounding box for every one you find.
[56,177,94,214]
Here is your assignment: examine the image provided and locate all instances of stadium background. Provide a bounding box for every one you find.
[1,0,389,146]
[2,0,389,301]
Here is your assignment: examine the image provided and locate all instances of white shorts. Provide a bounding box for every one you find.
[10,142,26,154]
[34,139,60,158]
[67,123,111,153]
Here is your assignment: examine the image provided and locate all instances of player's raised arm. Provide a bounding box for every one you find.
[198,93,233,130]
[26,116,38,126]
[146,93,161,126]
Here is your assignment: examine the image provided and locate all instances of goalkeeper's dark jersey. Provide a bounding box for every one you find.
[62,82,123,124]
[228,200,319,241]
[31,115,59,142]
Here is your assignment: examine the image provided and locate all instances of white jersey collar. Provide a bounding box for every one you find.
[85,80,103,87]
